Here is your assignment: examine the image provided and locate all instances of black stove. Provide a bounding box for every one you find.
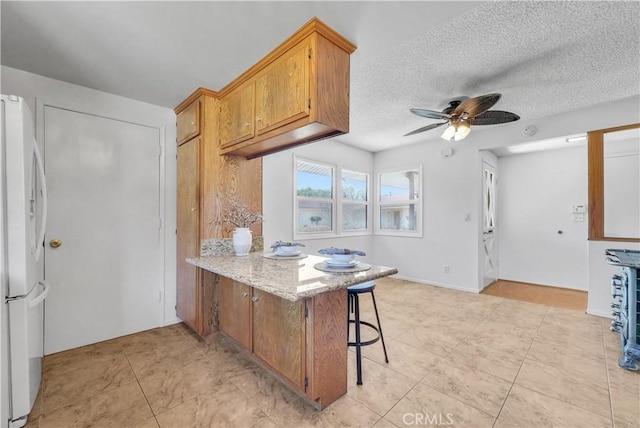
[606,249,640,370]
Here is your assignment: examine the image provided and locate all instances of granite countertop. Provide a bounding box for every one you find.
[186,253,398,302]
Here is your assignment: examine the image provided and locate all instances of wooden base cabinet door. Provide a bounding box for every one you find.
[219,278,252,350]
[176,136,201,333]
[252,290,305,389]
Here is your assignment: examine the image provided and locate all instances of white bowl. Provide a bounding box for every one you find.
[277,245,298,254]
[331,253,355,263]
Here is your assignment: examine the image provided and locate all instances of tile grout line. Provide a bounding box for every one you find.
[123,350,161,426]
[601,319,617,428]
[490,304,550,428]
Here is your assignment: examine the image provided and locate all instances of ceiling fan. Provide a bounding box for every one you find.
[404,93,520,141]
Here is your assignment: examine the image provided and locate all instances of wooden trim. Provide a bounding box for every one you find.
[588,122,640,242]
[219,17,356,97]
[174,87,219,113]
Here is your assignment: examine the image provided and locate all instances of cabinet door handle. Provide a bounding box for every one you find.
[244,122,250,127]
[255,116,262,121]
[251,296,260,302]
[242,292,249,298]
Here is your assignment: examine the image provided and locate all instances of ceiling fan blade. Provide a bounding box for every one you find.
[472,110,520,125]
[410,108,451,120]
[453,93,501,118]
[404,122,447,136]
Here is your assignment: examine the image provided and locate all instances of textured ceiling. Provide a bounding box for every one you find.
[2,1,639,152]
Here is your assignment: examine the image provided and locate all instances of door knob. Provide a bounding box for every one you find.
[49,239,62,248]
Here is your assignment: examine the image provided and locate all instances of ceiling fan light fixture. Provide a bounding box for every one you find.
[441,124,456,141]
[454,121,471,141]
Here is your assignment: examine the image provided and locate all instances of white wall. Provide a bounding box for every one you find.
[0,66,179,327]
[262,140,375,262]
[497,146,588,290]
[373,143,479,291]
[372,95,640,306]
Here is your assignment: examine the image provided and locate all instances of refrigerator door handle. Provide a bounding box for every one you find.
[33,136,47,262]
[28,281,50,309]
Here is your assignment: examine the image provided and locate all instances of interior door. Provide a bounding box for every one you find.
[481,161,498,288]
[43,106,162,354]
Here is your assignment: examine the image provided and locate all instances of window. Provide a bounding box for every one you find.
[294,157,370,238]
[340,169,369,233]
[375,166,422,236]
[295,158,334,236]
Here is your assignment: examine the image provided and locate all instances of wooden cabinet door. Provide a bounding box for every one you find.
[176,136,200,332]
[219,278,252,350]
[254,41,310,135]
[219,82,255,148]
[177,100,200,145]
[252,289,306,389]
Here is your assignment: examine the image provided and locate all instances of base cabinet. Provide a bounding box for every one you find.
[218,277,252,350]
[218,278,347,408]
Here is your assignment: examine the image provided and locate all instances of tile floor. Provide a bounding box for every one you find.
[27,277,639,428]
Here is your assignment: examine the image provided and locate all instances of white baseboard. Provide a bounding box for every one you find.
[586,308,612,319]
[391,274,479,294]
[163,317,182,327]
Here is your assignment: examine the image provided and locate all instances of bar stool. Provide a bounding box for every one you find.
[347,280,389,385]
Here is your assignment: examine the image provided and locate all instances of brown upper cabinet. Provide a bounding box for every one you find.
[177,99,201,145]
[217,18,356,159]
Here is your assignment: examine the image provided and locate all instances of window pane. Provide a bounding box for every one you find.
[379,204,417,231]
[297,201,332,233]
[379,169,419,202]
[342,203,367,230]
[297,160,333,199]
[342,170,367,201]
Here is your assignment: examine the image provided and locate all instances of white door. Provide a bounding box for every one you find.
[43,106,163,354]
[481,161,498,288]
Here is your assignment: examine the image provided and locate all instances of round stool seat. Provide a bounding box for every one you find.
[347,280,376,293]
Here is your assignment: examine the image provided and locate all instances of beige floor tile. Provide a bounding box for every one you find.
[419,355,512,417]
[319,395,383,427]
[372,417,400,428]
[526,337,608,390]
[359,338,435,381]
[231,368,324,428]
[494,385,612,428]
[43,354,136,412]
[155,381,276,428]
[385,382,495,428]
[126,335,204,379]
[451,332,531,382]
[40,382,152,428]
[515,358,611,418]
[138,356,228,414]
[347,354,417,416]
[137,418,160,428]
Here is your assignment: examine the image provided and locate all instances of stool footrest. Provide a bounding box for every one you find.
[348,320,381,347]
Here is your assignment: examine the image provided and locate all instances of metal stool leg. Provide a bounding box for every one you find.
[353,292,363,385]
[370,290,389,363]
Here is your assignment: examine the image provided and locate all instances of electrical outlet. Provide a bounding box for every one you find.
[572,213,584,222]
[443,265,450,274]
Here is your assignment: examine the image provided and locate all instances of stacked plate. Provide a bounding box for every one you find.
[275,248,302,257]
[323,259,359,268]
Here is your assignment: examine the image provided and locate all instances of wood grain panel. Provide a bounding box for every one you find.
[313,33,350,133]
[305,289,348,406]
[255,39,310,135]
[176,136,200,331]
[219,278,252,350]
[219,81,255,148]
[252,290,305,388]
[176,100,200,145]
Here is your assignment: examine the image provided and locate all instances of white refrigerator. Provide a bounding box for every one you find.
[1,94,50,428]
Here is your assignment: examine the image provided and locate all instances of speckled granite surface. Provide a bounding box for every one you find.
[186,253,398,302]
[201,237,264,256]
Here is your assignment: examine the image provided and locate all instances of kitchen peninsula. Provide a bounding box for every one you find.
[187,253,397,409]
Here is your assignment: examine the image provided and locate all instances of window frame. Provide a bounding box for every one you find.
[374,165,423,237]
[294,156,336,239]
[338,167,371,236]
